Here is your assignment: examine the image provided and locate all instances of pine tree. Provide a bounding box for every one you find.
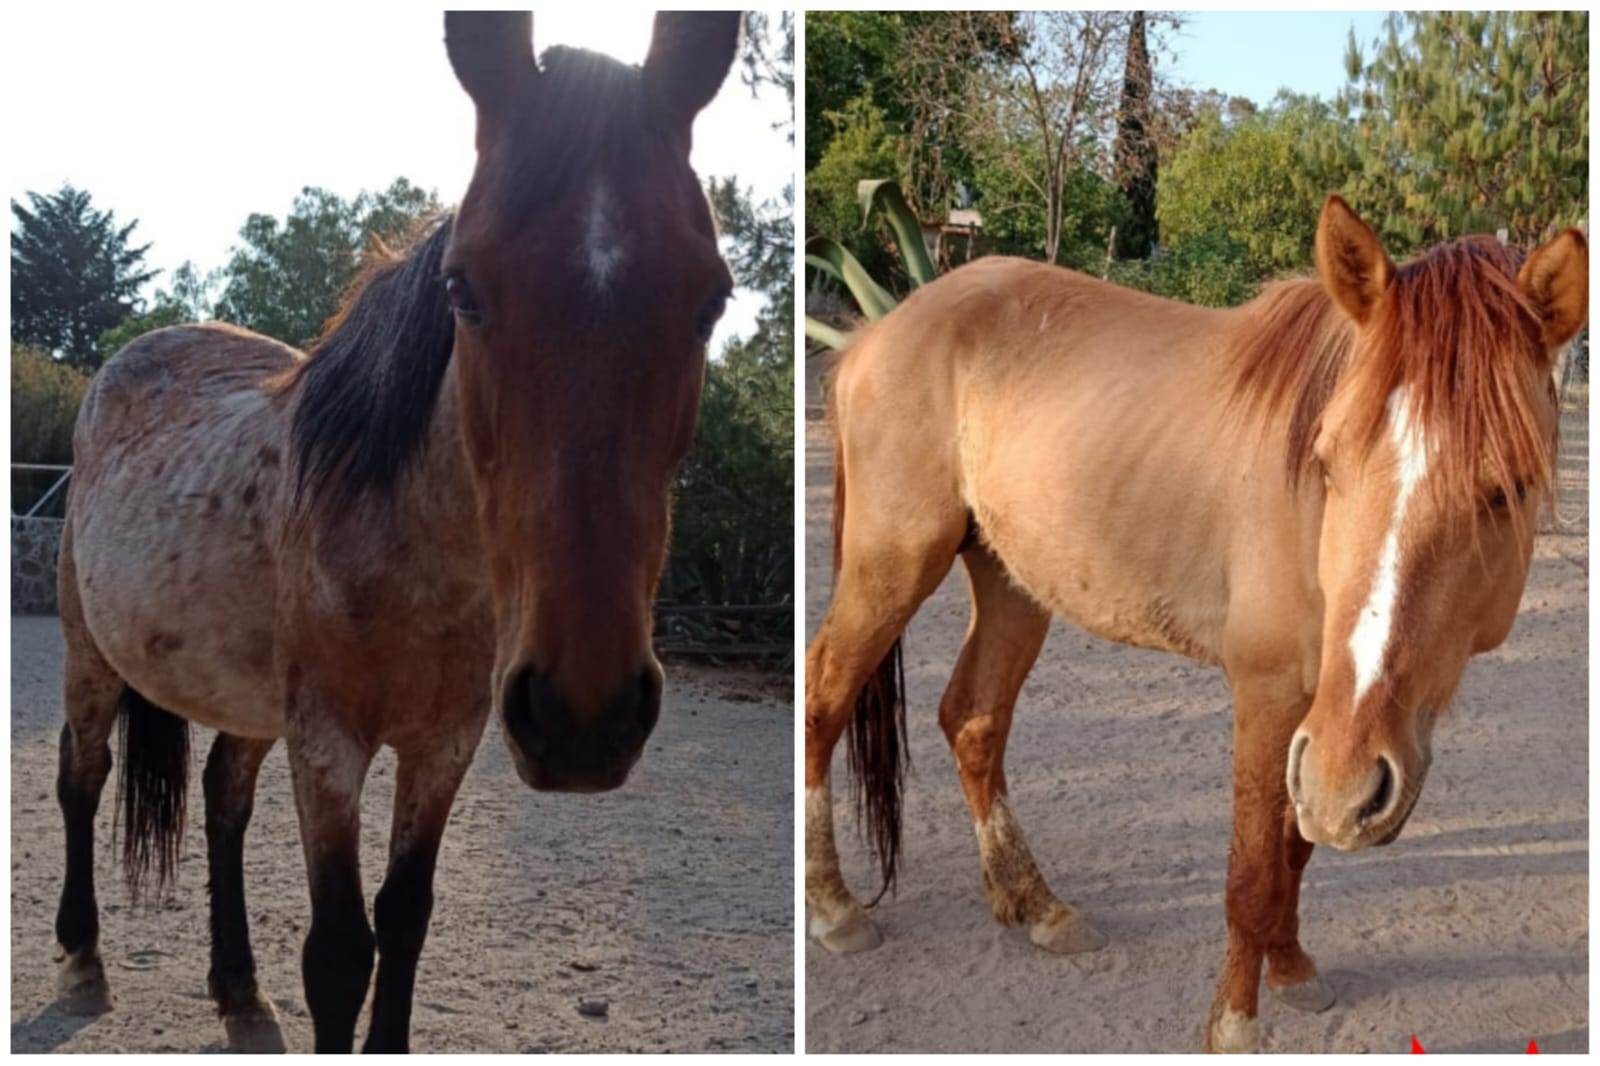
[1337,11,1587,248]
[11,185,157,369]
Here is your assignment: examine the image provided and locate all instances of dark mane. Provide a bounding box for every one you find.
[1228,237,1553,508]
[287,215,455,512]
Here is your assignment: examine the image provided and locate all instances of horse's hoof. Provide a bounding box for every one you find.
[1029,906,1107,955]
[1204,1008,1261,1053]
[218,987,286,1052]
[56,953,112,1016]
[813,908,883,954]
[1270,972,1336,1013]
[224,1011,287,1053]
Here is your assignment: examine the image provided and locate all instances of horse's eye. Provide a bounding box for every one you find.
[1488,480,1527,511]
[695,289,730,343]
[444,274,480,322]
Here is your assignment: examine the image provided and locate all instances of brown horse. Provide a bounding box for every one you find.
[805,196,1586,1051]
[53,11,739,1052]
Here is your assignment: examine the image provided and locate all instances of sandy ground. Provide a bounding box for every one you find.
[803,381,1587,1054]
[11,637,793,1053]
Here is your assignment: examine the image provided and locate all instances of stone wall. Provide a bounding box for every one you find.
[12,517,63,614]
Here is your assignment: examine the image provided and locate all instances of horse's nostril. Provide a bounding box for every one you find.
[618,667,662,742]
[1358,756,1395,825]
[502,666,560,760]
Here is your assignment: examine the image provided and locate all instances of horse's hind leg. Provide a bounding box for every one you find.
[805,504,964,954]
[203,733,285,1052]
[937,546,1104,955]
[54,543,120,1014]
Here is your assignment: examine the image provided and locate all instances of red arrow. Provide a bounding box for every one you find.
[1412,1035,1425,1053]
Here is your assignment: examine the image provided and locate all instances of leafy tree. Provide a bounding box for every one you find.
[212,178,439,347]
[1159,94,1356,277]
[1336,11,1588,248]
[805,12,915,171]
[805,97,903,283]
[667,11,794,621]
[11,185,157,369]
[12,345,91,465]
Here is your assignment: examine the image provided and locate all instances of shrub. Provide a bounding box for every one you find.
[12,345,89,466]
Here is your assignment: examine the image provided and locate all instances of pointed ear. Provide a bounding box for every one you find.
[641,12,742,151]
[1315,195,1394,326]
[1518,228,1588,350]
[445,12,535,128]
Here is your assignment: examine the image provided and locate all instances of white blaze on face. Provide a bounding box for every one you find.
[1347,386,1430,706]
[581,182,628,292]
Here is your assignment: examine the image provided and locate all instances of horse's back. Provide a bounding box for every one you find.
[66,323,300,738]
[832,256,1240,662]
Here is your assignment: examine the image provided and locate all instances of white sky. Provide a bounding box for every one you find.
[4,8,792,354]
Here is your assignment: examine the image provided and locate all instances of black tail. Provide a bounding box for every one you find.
[115,686,190,903]
[846,638,909,905]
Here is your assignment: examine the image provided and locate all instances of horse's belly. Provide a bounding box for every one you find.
[963,386,1230,664]
[74,491,286,737]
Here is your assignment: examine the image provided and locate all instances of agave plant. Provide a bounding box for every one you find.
[804,180,939,351]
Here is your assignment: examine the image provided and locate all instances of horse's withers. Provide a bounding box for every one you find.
[442,12,738,792]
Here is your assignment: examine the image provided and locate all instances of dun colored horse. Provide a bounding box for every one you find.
[805,196,1586,1051]
[54,12,738,1052]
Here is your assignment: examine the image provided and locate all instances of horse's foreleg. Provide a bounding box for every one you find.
[203,733,283,1052]
[1206,678,1323,1053]
[288,726,376,1053]
[54,587,122,1015]
[363,731,478,1053]
[938,547,1103,955]
[805,519,959,955]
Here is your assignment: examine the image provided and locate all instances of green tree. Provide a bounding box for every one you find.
[11,345,91,465]
[11,185,158,369]
[212,178,439,347]
[667,12,795,621]
[805,97,903,282]
[1337,11,1588,248]
[1159,94,1356,277]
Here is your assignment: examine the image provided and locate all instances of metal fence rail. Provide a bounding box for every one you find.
[13,464,71,519]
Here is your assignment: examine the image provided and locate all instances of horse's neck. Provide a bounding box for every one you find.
[383,362,491,595]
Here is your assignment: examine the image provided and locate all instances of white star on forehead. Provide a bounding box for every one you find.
[580,181,628,293]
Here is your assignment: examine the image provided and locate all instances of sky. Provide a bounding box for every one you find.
[5,8,793,354]
[1168,11,1395,108]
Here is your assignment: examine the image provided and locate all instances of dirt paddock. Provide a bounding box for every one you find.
[804,397,1587,1054]
[10,634,793,1053]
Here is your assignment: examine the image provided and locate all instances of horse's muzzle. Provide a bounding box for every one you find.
[501,663,661,792]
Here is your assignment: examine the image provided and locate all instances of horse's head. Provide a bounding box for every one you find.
[1288,196,1586,850]
[442,12,738,793]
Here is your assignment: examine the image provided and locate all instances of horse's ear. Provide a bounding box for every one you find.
[1315,195,1393,326]
[1518,228,1588,351]
[641,12,742,150]
[445,12,535,126]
